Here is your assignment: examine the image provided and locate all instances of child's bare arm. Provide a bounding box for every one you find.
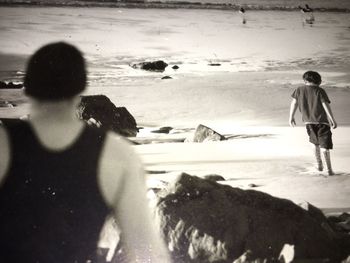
[322,102,337,129]
[289,98,298,127]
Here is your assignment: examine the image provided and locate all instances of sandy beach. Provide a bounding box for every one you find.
[0,3,350,211]
[1,6,350,214]
[1,3,350,261]
[137,126,350,210]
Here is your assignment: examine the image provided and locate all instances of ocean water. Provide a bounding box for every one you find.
[1,7,349,81]
[0,6,350,125]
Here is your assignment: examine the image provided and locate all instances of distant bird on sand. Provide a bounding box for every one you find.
[299,4,313,13]
[239,7,245,14]
[305,4,313,12]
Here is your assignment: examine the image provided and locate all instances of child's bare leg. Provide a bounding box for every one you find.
[321,148,334,176]
[312,144,323,171]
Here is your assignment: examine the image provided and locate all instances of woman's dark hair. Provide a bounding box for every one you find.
[302,71,322,85]
[24,42,87,101]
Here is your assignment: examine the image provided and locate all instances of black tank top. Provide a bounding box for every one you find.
[0,121,110,263]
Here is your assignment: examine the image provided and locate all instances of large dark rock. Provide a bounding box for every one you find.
[189,124,226,142]
[0,81,23,89]
[77,95,138,137]
[155,173,348,262]
[131,60,168,72]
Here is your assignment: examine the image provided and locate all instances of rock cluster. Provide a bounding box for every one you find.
[77,95,138,137]
[0,81,23,89]
[151,126,174,134]
[131,60,168,72]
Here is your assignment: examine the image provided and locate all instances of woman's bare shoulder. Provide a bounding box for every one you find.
[98,131,144,206]
[103,132,139,161]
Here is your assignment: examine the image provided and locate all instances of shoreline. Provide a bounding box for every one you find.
[1,1,350,12]
[1,70,350,126]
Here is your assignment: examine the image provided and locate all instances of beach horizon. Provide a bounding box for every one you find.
[1,0,350,12]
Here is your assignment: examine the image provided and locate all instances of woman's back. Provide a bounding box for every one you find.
[0,42,171,263]
[0,120,110,262]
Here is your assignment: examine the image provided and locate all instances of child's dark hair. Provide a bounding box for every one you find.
[24,42,87,101]
[303,71,322,85]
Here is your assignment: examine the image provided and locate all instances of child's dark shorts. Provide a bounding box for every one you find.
[306,124,333,149]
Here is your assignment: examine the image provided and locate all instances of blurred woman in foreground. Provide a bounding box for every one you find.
[0,42,170,263]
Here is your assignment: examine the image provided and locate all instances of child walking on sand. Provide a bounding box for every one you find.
[289,71,337,175]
